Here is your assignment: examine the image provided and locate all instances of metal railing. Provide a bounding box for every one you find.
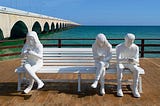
[0,38,160,58]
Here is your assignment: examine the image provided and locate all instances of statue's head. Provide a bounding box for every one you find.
[124,33,135,47]
[96,33,109,47]
[26,31,40,46]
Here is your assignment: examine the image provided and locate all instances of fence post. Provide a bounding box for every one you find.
[141,39,144,57]
[58,39,61,48]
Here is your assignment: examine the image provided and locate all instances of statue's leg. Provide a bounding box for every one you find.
[100,68,105,95]
[23,77,35,94]
[24,64,44,89]
[91,61,105,88]
[129,65,140,98]
[117,64,124,97]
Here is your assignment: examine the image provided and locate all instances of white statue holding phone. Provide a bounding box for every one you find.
[116,33,141,98]
[16,31,44,94]
[91,33,112,95]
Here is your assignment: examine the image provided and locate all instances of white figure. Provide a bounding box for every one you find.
[91,33,112,95]
[18,31,44,94]
[116,33,141,98]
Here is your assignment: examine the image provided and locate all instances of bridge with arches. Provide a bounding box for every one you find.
[0,6,79,40]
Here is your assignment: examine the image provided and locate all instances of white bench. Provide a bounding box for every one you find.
[15,48,145,93]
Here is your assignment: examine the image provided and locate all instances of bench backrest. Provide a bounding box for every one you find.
[42,48,117,67]
[21,48,116,69]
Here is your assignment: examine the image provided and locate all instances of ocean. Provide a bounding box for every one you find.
[40,26,160,39]
[39,26,160,57]
[0,26,160,60]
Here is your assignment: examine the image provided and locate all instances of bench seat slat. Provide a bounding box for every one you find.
[43,48,116,52]
[43,51,93,53]
[16,65,144,74]
[43,63,95,66]
[43,60,95,63]
[46,60,116,62]
[39,66,144,74]
[43,57,94,60]
[43,48,92,51]
[43,54,116,57]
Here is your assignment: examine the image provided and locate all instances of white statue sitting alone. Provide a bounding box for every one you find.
[116,33,141,98]
[91,33,112,95]
[16,31,44,94]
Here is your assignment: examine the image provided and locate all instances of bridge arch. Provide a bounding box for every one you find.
[10,21,28,38]
[0,28,4,40]
[64,23,67,28]
[60,23,62,29]
[43,22,49,33]
[32,21,42,34]
[62,23,65,28]
[51,22,55,32]
[56,23,59,31]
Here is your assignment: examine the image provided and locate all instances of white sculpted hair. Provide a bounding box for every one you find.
[96,33,110,46]
[27,31,41,44]
[125,33,135,40]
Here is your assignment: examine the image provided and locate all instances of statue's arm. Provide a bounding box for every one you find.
[21,45,28,58]
[127,46,139,64]
[103,45,112,62]
[132,46,139,64]
[92,45,100,61]
[116,46,128,64]
[28,45,43,59]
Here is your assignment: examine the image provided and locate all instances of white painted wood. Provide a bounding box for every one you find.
[16,48,145,92]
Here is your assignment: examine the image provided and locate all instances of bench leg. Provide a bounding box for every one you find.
[78,73,81,92]
[17,73,22,91]
[138,76,143,93]
[22,72,28,84]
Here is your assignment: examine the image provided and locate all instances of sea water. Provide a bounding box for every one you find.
[40,26,160,39]
[0,26,160,60]
[39,26,160,58]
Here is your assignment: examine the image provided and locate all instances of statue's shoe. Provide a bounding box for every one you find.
[133,91,141,98]
[23,87,32,94]
[37,81,44,89]
[91,81,98,88]
[100,88,105,96]
[117,89,124,97]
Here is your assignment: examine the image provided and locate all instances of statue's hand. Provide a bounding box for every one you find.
[28,51,34,55]
[128,58,134,64]
[21,50,29,57]
[99,55,105,61]
[23,50,27,54]
[27,51,42,59]
[119,58,128,64]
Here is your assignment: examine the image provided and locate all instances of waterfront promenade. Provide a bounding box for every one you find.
[0,58,159,106]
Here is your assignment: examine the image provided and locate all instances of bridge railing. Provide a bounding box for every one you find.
[0,38,160,59]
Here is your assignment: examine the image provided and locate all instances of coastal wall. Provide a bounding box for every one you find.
[0,6,79,39]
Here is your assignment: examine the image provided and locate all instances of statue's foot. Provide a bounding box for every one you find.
[100,88,105,96]
[91,81,98,88]
[117,89,124,97]
[37,81,44,89]
[133,91,141,98]
[23,87,32,94]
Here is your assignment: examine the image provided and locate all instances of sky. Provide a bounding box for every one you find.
[0,0,160,25]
